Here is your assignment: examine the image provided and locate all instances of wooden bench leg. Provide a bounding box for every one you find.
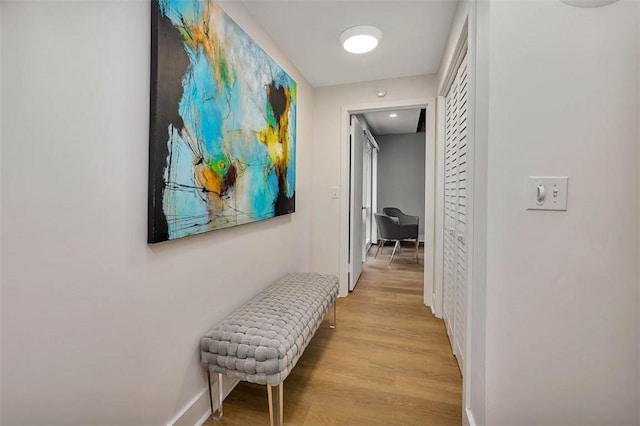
[267,382,283,426]
[207,369,223,421]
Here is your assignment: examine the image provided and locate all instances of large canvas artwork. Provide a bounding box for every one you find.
[149,0,297,243]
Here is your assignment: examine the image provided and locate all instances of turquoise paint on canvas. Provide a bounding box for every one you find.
[148,0,297,242]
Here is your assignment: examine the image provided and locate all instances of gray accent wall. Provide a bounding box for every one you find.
[376,133,426,238]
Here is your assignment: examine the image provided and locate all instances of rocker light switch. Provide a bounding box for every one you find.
[526,176,568,211]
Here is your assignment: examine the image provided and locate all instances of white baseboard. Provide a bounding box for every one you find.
[168,376,240,426]
[194,409,213,426]
[464,407,478,426]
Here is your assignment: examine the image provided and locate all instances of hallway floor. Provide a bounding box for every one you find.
[205,244,462,425]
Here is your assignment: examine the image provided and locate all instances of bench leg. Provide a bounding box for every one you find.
[207,369,223,421]
[330,298,336,329]
[267,382,283,426]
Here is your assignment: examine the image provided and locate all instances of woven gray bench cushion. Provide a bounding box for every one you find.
[201,272,338,386]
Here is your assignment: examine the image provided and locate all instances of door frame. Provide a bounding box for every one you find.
[339,97,436,308]
[355,120,380,253]
[361,121,379,252]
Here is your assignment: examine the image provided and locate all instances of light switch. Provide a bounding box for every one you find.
[331,186,340,199]
[526,176,568,211]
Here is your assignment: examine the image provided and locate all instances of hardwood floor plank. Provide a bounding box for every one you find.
[204,246,462,425]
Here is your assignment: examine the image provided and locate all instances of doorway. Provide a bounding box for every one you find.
[339,98,436,308]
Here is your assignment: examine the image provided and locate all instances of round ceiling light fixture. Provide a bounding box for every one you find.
[560,0,620,7]
[389,113,398,118]
[340,25,382,54]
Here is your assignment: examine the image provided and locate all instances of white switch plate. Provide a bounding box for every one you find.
[527,176,568,211]
[331,186,340,199]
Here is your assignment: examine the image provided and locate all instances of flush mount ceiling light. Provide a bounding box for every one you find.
[389,113,398,118]
[560,0,620,7]
[340,25,382,54]
[375,88,387,98]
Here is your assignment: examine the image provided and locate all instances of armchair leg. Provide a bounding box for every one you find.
[389,240,400,264]
[375,240,382,258]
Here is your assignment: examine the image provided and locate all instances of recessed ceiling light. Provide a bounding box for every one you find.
[389,113,398,118]
[340,25,382,54]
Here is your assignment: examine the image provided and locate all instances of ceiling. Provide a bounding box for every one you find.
[240,0,459,87]
[362,108,423,136]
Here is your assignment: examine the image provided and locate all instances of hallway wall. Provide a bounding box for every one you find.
[479,1,640,424]
[0,1,313,424]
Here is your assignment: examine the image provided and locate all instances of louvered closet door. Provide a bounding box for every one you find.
[443,73,459,341]
[453,54,468,370]
[443,51,468,373]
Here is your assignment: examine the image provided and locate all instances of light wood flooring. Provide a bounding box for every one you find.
[205,243,462,426]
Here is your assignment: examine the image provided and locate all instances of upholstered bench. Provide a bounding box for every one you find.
[201,272,338,426]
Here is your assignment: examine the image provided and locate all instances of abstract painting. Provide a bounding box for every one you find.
[149,0,296,243]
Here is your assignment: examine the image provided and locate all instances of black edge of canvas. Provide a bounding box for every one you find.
[148,0,158,243]
[148,0,165,244]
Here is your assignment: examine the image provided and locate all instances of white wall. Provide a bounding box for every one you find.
[376,133,426,238]
[482,1,639,424]
[311,74,437,295]
[0,1,313,424]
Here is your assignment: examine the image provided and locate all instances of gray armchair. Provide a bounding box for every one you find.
[382,207,419,228]
[374,213,419,264]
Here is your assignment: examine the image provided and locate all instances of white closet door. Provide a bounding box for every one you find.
[453,54,468,370]
[443,71,459,341]
[443,50,468,373]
